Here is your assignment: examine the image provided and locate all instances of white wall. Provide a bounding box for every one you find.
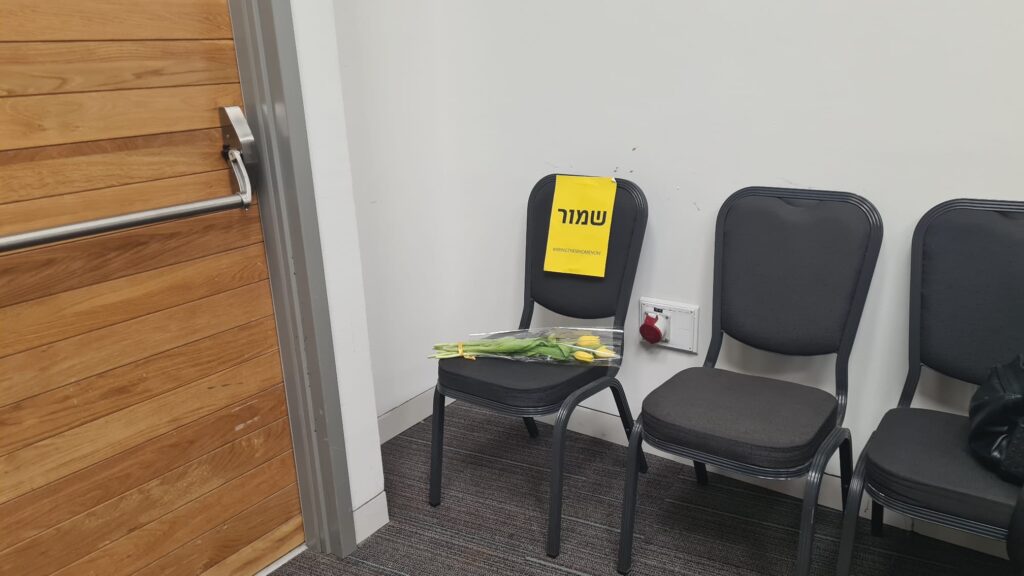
[334,0,1023,550]
[290,0,388,542]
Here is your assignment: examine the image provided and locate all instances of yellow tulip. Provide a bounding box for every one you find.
[573,350,595,363]
[593,346,616,358]
[576,335,601,348]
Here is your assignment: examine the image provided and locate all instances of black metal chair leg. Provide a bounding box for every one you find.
[796,475,823,576]
[548,408,569,558]
[796,427,848,576]
[840,436,853,510]
[609,380,649,473]
[694,461,709,485]
[523,417,540,438]
[837,449,870,576]
[871,501,884,536]
[428,388,445,507]
[617,420,644,574]
[546,377,621,558]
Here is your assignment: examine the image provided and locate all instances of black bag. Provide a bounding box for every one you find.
[969,354,1024,484]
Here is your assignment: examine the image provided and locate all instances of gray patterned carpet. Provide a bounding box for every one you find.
[273,402,1011,575]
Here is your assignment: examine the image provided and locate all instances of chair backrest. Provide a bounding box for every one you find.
[900,199,1024,405]
[520,174,647,329]
[705,187,883,422]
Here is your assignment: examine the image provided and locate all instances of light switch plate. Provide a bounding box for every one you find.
[638,297,699,353]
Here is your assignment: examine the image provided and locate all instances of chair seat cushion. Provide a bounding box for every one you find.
[438,357,608,409]
[865,408,1018,529]
[641,367,838,470]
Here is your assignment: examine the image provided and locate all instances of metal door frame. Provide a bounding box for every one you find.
[229,0,358,557]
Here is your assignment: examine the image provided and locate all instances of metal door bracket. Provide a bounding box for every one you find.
[220,106,257,207]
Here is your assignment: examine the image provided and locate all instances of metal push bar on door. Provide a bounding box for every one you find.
[0,107,257,253]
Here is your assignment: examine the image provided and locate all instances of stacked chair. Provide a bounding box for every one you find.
[617,187,883,575]
[837,199,1024,575]
[429,174,650,558]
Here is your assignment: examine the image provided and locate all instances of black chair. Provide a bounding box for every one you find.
[618,187,883,575]
[837,199,1024,575]
[429,174,650,558]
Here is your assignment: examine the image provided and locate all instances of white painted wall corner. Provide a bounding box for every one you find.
[378,386,454,444]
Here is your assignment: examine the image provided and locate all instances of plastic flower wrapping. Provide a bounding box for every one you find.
[431,327,623,366]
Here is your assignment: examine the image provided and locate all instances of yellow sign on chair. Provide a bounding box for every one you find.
[543,175,617,278]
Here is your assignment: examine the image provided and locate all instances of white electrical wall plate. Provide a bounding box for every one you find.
[638,297,699,353]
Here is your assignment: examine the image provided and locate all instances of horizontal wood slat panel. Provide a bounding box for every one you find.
[0,351,283,504]
[0,203,263,307]
[0,280,273,407]
[0,129,224,204]
[0,168,232,235]
[0,83,242,151]
[0,2,295,574]
[0,40,238,97]
[0,316,278,455]
[0,420,293,575]
[0,385,289,552]
[0,0,232,41]
[62,478,300,576]
[202,515,305,576]
[136,486,301,576]
[0,243,268,358]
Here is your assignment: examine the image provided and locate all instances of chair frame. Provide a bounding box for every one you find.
[429,175,650,558]
[618,187,883,575]
[837,198,1024,575]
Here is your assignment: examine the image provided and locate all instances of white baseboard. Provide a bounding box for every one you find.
[354,489,390,543]
[538,405,1007,559]
[377,387,452,444]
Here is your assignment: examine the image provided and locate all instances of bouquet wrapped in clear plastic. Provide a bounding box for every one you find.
[431,327,622,366]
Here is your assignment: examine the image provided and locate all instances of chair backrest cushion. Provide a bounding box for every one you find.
[919,205,1024,385]
[718,190,877,356]
[526,175,647,321]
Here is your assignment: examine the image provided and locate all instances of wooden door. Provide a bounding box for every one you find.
[0,1,304,574]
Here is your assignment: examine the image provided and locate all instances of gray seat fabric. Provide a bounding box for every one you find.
[641,367,838,469]
[920,208,1024,385]
[866,407,1018,529]
[438,357,608,409]
[720,195,872,356]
